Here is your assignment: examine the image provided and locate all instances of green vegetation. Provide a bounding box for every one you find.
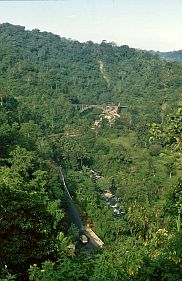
[0,23,182,280]
[158,50,182,64]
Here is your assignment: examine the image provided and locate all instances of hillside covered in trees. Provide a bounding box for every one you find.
[158,50,182,64]
[0,23,182,280]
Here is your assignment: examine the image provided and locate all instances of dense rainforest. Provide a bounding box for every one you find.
[158,50,182,64]
[0,23,182,280]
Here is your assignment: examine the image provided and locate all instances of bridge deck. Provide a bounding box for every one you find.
[72,104,127,112]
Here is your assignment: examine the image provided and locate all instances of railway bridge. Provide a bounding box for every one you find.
[72,103,127,113]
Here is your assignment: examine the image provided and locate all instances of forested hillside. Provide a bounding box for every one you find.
[0,23,182,280]
[159,50,182,64]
